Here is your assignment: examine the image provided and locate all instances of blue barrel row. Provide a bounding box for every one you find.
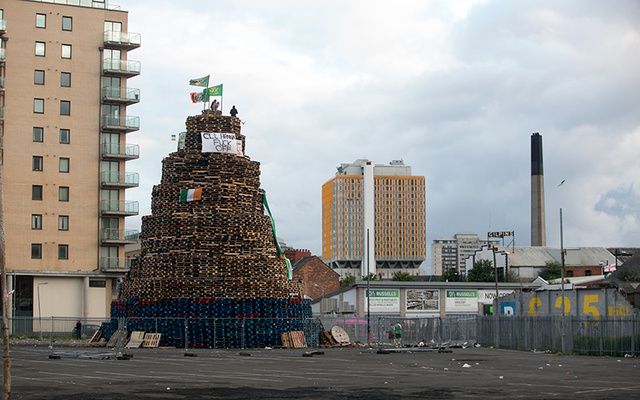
[101,297,317,348]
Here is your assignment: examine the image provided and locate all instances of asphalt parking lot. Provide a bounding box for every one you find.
[7,345,640,399]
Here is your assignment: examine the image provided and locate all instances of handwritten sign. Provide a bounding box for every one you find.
[201,132,242,155]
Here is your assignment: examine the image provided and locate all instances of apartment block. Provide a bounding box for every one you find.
[432,233,497,276]
[0,0,140,328]
[322,159,426,279]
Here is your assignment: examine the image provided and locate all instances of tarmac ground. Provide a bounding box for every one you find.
[6,345,640,399]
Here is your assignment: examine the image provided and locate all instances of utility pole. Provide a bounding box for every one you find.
[560,208,566,353]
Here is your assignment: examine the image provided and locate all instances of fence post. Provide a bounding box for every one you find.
[632,315,636,356]
[49,316,54,354]
[599,317,604,356]
[241,318,246,349]
[213,318,217,349]
[155,318,158,334]
[184,318,188,350]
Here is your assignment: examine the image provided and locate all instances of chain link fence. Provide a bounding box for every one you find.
[477,315,640,356]
[3,315,639,356]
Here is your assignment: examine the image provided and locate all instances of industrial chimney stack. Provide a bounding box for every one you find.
[531,132,546,246]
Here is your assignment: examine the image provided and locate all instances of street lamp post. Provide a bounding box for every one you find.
[559,208,566,353]
[37,282,48,340]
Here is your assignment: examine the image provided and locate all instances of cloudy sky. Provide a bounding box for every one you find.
[120,0,640,272]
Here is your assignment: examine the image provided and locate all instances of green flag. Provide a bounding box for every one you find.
[189,75,210,87]
[206,84,223,96]
[262,193,292,280]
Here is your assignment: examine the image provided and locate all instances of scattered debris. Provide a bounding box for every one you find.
[462,363,471,368]
[239,352,251,356]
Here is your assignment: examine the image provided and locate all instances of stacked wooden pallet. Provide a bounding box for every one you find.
[281,331,306,349]
[104,110,311,348]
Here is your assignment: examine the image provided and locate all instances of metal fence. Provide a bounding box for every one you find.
[3,315,639,356]
[477,315,640,356]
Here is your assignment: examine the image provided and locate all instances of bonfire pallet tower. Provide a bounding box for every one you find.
[104,110,313,348]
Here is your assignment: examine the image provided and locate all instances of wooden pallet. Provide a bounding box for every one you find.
[281,331,306,349]
[142,333,161,348]
[125,331,146,348]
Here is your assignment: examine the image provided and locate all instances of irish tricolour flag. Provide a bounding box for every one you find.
[179,187,202,202]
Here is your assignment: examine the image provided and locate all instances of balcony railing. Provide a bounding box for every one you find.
[102,59,141,75]
[101,143,139,159]
[101,171,139,187]
[104,31,141,48]
[0,77,5,89]
[101,228,139,243]
[0,19,6,32]
[0,48,5,61]
[102,87,140,103]
[101,115,140,131]
[101,257,134,270]
[30,0,121,10]
[100,200,139,214]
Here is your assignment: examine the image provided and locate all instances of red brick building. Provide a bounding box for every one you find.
[284,248,312,265]
[293,256,340,300]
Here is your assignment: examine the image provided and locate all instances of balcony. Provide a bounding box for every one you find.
[101,171,139,188]
[0,77,4,91]
[101,115,140,132]
[100,200,139,216]
[101,228,139,245]
[30,0,121,10]
[101,143,139,160]
[100,257,130,272]
[0,48,5,63]
[104,31,141,49]
[102,59,140,77]
[0,19,5,34]
[102,87,140,105]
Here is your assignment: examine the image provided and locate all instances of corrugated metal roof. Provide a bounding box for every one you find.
[496,246,615,267]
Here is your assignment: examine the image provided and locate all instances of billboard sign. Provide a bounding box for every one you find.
[365,289,400,313]
[445,289,478,312]
[406,289,439,312]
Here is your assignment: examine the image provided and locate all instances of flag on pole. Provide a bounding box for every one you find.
[190,91,208,103]
[189,75,210,87]
[179,187,203,202]
[205,84,223,96]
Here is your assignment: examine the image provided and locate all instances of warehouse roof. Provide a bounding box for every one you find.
[493,246,615,267]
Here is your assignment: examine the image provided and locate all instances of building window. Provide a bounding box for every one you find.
[31,244,42,259]
[59,157,70,173]
[35,41,46,56]
[31,214,43,230]
[89,279,106,288]
[104,21,122,32]
[61,44,72,59]
[58,244,69,260]
[32,156,43,171]
[60,72,71,87]
[36,13,46,28]
[34,98,44,114]
[59,186,69,202]
[33,127,44,142]
[60,100,70,115]
[34,70,45,85]
[59,129,70,144]
[62,16,72,31]
[58,215,69,231]
[32,185,43,200]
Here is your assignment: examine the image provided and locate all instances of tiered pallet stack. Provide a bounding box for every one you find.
[104,110,313,348]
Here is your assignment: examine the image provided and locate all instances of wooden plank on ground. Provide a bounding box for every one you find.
[142,333,161,348]
[125,331,146,348]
